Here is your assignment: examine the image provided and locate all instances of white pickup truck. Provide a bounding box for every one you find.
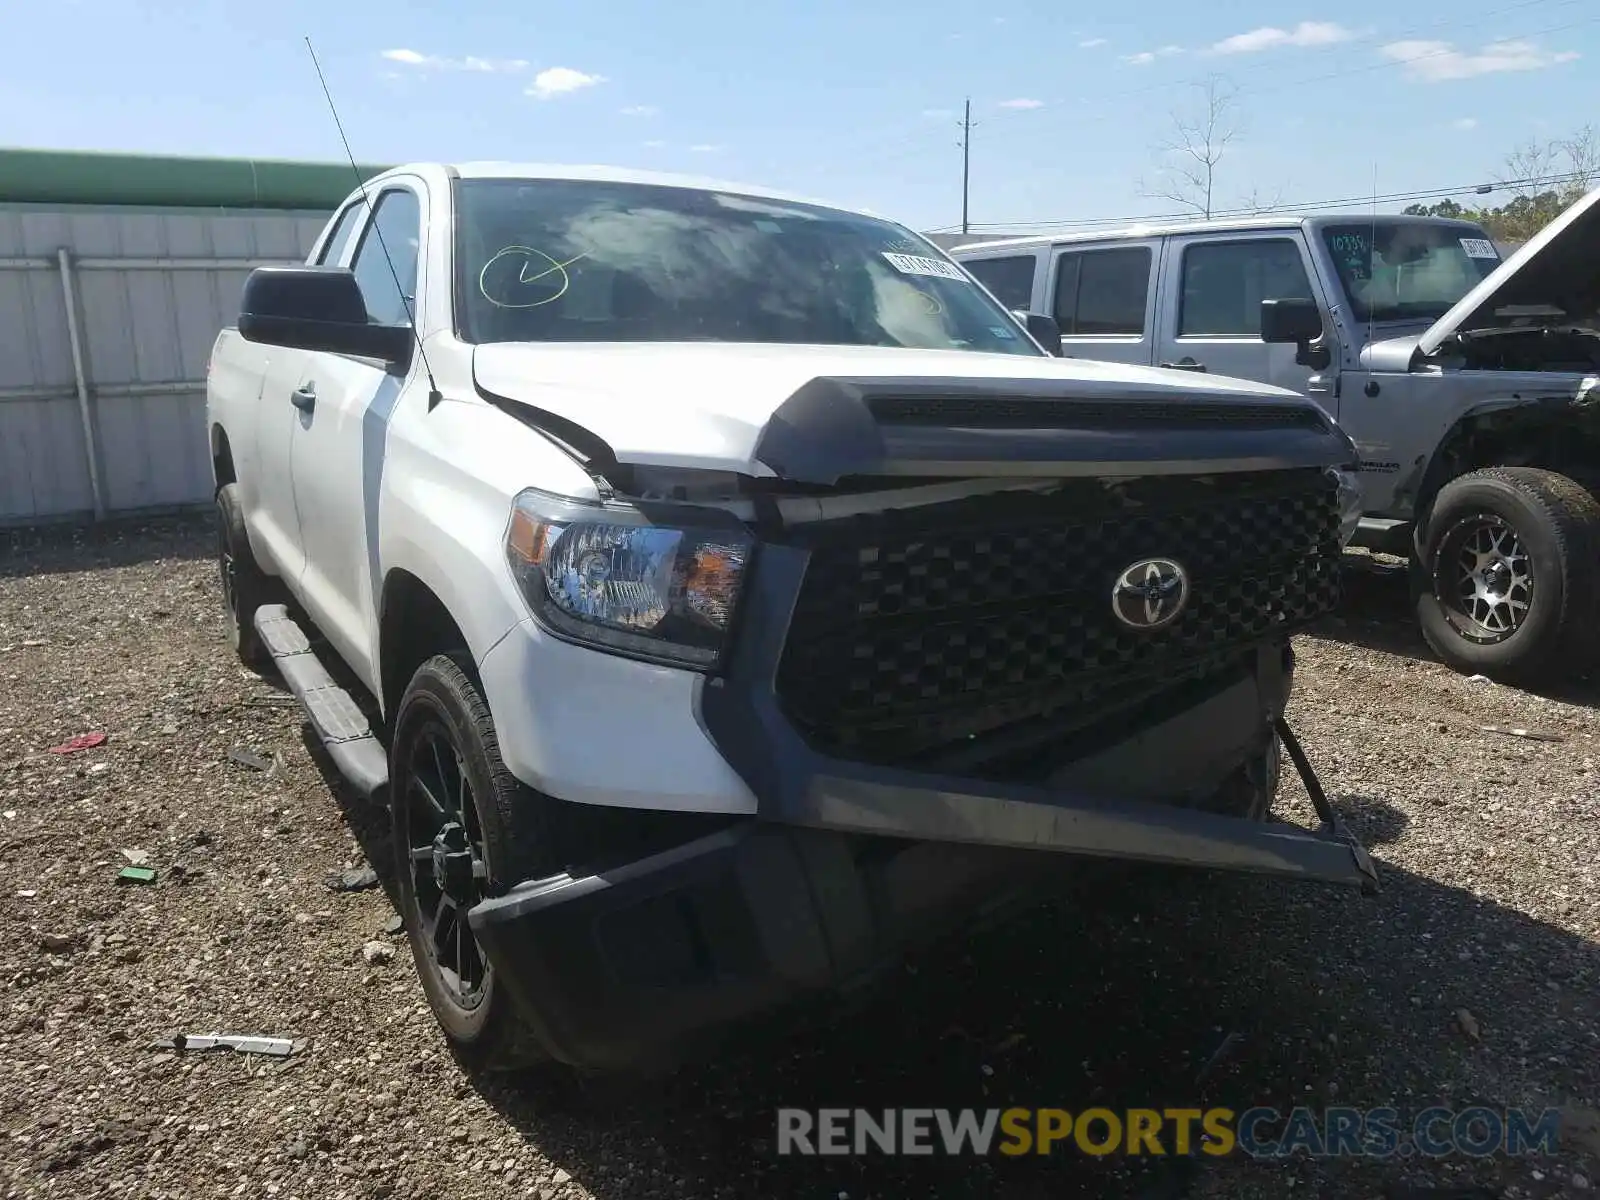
[206,161,1374,1075]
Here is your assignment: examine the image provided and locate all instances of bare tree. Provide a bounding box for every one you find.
[1499,136,1564,192]
[1555,124,1600,196]
[1498,126,1600,202]
[1140,76,1241,219]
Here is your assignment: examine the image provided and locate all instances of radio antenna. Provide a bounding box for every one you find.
[304,37,443,410]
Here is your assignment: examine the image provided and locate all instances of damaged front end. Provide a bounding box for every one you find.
[470,373,1379,1071]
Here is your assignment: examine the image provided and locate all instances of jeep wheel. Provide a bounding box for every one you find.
[390,652,552,1070]
[1414,467,1600,684]
[215,483,277,670]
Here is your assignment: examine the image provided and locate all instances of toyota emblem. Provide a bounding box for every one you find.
[1111,558,1190,630]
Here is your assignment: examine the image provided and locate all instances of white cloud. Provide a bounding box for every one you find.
[380,48,527,72]
[1452,117,1479,131]
[642,140,667,149]
[1122,45,1183,66]
[1379,38,1580,82]
[1079,37,1108,48]
[1209,22,1354,55]
[688,143,723,153]
[997,98,1044,109]
[527,66,606,99]
[620,105,660,117]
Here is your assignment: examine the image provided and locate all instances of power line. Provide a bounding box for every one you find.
[926,169,1592,237]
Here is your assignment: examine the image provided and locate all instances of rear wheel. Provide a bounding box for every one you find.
[1414,467,1600,684]
[215,483,277,670]
[390,652,553,1069]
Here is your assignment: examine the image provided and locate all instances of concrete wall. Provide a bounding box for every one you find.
[0,203,329,525]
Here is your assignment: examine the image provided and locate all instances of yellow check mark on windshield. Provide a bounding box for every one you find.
[518,252,589,284]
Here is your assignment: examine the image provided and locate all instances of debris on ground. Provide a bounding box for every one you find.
[4,513,1598,1200]
[1478,724,1565,743]
[360,940,395,965]
[227,747,272,772]
[325,866,380,893]
[115,867,157,886]
[120,848,150,867]
[1454,1008,1482,1042]
[48,732,107,754]
[150,1033,300,1058]
[38,932,85,954]
[381,913,404,935]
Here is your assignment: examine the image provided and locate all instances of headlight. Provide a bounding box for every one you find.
[1328,466,1363,548]
[504,488,752,669]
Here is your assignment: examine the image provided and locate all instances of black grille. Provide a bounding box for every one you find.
[773,468,1342,769]
[866,395,1328,431]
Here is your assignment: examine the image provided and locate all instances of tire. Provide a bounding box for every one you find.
[1413,466,1600,684]
[215,483,277,670]
[389,652,556,1070]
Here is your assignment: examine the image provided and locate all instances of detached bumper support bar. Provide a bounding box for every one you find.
[1276,716,1380,895]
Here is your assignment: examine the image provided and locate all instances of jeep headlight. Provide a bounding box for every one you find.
[1328,466,1363,548]
[504,488,752,669]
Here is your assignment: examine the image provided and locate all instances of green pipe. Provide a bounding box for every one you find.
[0,147,391,210]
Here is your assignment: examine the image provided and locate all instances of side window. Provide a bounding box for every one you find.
[1053,247,1151,335]
[349,188,423,326]
[1179,239,1313,337]
[313,201,366,266]
[963,255,1037,311]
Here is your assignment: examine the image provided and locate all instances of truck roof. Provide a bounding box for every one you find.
[364,161,856,218]
[946,211,1490,255]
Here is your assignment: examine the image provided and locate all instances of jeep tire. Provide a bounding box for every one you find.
[1413,466,1600,684]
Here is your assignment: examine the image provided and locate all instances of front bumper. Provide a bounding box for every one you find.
[469,638,1376,1072]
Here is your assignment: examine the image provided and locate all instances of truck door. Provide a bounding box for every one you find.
[1049,241,1160,365]
[1154,230,1333,399]
[289,181,426,691]
[249,198,367,586]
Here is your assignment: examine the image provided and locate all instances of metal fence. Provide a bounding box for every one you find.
[0,203,331,526]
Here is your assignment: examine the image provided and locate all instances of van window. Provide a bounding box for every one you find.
[1053,247,1151,336]
[1179,239,1314,337]
[963,255,1037,310]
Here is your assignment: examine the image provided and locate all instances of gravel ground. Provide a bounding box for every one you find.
[1,514,1597,1200]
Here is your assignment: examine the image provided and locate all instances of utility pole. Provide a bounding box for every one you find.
[958,97,974,234]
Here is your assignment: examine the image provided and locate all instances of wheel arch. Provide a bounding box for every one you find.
[1405,397,1600,533]
[211,423,236,493]
[377,567,475,724]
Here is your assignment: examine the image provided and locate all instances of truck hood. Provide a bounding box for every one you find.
[472,342,1352,485]
[1417,183,1600,358]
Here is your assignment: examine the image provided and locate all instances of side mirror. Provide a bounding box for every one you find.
[238,266,413,369]
[1260,297,1331,371]
[1019,312,1064,356]
[1260,297,1323,345]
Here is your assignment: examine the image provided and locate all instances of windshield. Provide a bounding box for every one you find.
[1321,221,1502,323]
[453,178,1040,355]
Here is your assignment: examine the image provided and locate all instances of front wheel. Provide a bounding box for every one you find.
[389,652,554,1070]
[1413,466,1600,684]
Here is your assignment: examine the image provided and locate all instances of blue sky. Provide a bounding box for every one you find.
[1,0,1595,232]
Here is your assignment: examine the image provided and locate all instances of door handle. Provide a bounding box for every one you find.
[1159,357,1207,372]
[290,384,316,413]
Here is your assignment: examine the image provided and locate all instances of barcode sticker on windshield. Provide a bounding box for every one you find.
[1460,237,1499,259]
[883,252,968,280]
